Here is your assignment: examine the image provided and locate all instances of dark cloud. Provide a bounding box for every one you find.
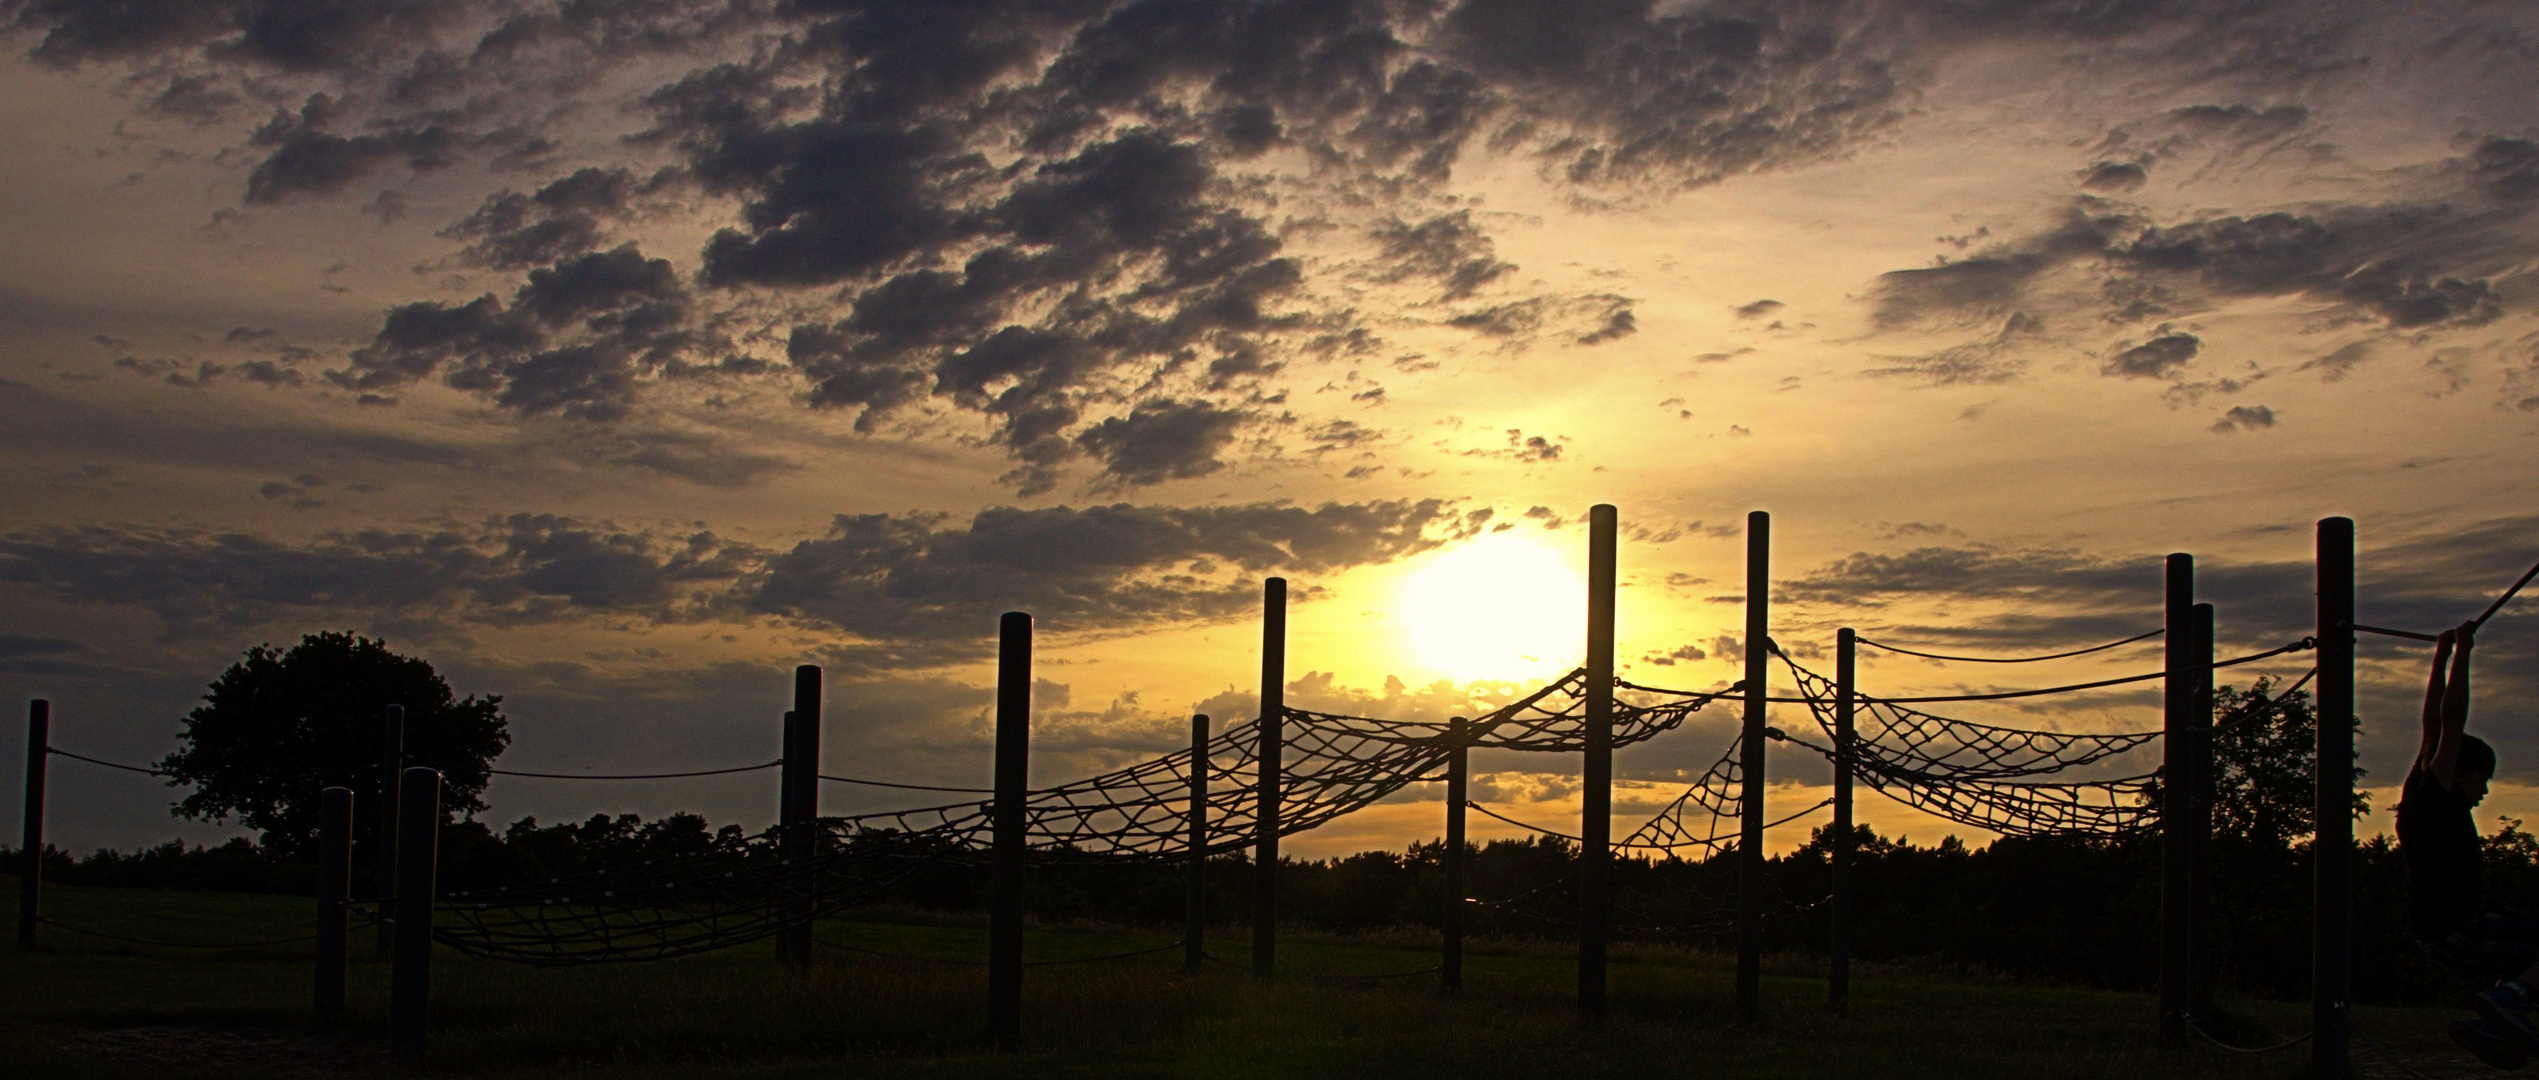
[2101,331,2200,379]
[1432,0,1908,188]
[2301,340,2372,382]
[0,514,760,636]
[1875,154,2528,351]
[2467,137,2539,201]
[2078,160,2147,192]
[0,497,1475,671]
[2209,403,2276,433]
[339,245,705,420]
[1368,211,1513,301]
[749,499,1472,665]
[442,167,648,271]
[1733,299,1783,319]
[26,0,2528,493]
[1862,311,2042,386]
[1073,399,1248,489]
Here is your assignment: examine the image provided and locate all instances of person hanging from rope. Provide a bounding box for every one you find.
[2396,623,2538,1068]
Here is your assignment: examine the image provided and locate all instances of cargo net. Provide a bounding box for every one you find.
[429,669,1733,964]
[1764,648,2318,840]
[827,669,1732,864]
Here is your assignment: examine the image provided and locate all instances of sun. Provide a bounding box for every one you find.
[1396,531,1588,683]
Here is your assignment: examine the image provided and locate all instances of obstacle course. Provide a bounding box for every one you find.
[15,509,2536,1079]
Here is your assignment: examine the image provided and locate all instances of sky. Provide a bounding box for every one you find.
[2,0,2536,860]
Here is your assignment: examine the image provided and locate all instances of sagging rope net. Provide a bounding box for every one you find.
[1760,648,2319,839]
[426,670,1737,965]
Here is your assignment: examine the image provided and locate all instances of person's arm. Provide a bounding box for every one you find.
[2431,624,2478,786]
[2420,628,2457,779]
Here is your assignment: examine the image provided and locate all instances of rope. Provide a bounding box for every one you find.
[45,748,170,776]
[820,774,995,793]
[1856,628,2163,664]
[2184,1013,2312,1054]
[814,936,1187,966]
[1307,964,1442,981]
[2476,556,2539,627]
[1859,638,2312,704]
[2355,624,2440,643]
[35,917,317,949]
[1465,801,1583,842]
[490,760,780,780]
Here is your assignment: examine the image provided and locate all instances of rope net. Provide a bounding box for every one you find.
[429,669,1733,965]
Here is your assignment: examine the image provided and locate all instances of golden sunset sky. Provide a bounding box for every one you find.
[1,0,2534,858]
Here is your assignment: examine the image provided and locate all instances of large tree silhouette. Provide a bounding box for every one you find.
[160,632,508,857]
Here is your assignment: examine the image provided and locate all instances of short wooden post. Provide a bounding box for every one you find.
[779,664,822,971]
[1253,577,1286,981]
[18,699,47,951]
[2192,602,2217,1016]
[1831,628,1855,1015]
[1185,713,1208,972]
[2314,518,2355,1079]
[1444,715,1469,992]
[2161,554,2193,1040]
[376,703,403,956]
[1581,506,1617,1023]
[1738,510,1769,1027]
[317,785,353,1025]
[989,612,1031,1051]
[389,766,440,1067]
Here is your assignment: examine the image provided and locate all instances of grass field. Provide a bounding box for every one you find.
[0,875,2493,1078]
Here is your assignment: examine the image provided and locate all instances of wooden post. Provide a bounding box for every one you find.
[779,664,822,971]
[1738,510,1769,1027]
[376,703,403,956]
[1581,506,1617,1023]
[1254,578,1286,981]
[2161,554,2193,1040]
[2192,601,2217,1017]
[316,785,352,1025]
[389,766,440,1068]
[1186,713,1208,972]
[1444,715,1469,992]
[1831,628,1855,1015]
[2314,518,2355,1079]
[989,612,1031,1051]
[18,699,46,951]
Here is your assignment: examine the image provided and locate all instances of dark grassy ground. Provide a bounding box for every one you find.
[0,875,2490,1078]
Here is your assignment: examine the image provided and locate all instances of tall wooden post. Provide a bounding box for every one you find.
[989,612,1031,1051]
[1581,505,1617,1023]
[1186,713,1209,972]
[2161,554,2195,1039]
[2314,518,2355,1079]
[18,699,46,951]
[316,785,352,1025]
[779,664,822,971]
[1444,715,1470,992]
[1254,578,1286,981]
[1738,510,1769,1026]
[1831,628,1855,1015]
[389,766,440,1068]
[376,703,403,956]
[2192,601,2217,1016]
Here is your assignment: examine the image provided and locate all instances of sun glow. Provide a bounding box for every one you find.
[1396,532,1588,683]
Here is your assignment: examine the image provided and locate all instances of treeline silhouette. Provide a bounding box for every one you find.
[10,812,2531,1005]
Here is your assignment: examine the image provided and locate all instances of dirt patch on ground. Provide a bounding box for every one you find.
[65,1026,389,1077]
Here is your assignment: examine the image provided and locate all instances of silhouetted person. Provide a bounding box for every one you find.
[2401,623,2537,1067]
